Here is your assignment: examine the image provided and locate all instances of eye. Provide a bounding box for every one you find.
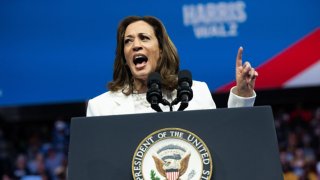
[140,35,150,41]
[124,38,132,44]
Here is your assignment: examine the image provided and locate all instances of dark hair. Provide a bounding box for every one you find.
[108,16,180,95]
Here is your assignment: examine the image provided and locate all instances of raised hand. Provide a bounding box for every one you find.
[235,47,258,97]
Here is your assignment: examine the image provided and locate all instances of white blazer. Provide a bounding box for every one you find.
[86,80,255,117]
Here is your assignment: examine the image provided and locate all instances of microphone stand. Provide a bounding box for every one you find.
[161,99,172,112]
[170,97,189,111]
[177,96,189,111]
[149,98,172,112]
[149,96,163,112]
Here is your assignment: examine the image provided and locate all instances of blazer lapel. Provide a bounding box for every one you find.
[112,91,135,115]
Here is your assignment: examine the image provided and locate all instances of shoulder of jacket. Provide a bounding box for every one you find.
[192,80,208,88]
[89,90,124,103]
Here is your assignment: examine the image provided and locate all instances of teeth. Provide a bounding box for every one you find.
[135,55,144,59]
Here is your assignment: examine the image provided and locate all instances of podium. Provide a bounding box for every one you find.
[68,106,283,180]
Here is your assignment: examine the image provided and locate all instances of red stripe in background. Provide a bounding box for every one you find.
[217,27,320,92]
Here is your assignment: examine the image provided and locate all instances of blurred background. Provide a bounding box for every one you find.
[0,0,319,179]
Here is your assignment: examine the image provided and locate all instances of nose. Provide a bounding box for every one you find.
[132,39,142,51]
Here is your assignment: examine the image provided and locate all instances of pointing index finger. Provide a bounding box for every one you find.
[236,46,243,68]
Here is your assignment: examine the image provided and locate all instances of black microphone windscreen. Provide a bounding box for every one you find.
[178,70,192,86]
[147,72,161,88]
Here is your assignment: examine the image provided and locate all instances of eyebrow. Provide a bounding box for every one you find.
[124,33,151,38]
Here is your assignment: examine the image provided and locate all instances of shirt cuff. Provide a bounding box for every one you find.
[228,86,256,108]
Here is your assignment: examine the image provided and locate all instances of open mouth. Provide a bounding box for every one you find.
[133,54,148,66]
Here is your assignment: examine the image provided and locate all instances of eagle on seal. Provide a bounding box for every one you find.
[152,153,191,180]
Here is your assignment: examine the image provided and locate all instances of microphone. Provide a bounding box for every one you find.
[146,72,164,112]
[175,70,193,111]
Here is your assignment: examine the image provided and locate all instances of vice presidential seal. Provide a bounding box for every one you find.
[132,128,212,180]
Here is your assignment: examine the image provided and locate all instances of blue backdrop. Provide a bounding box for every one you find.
[0,0,319,106]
